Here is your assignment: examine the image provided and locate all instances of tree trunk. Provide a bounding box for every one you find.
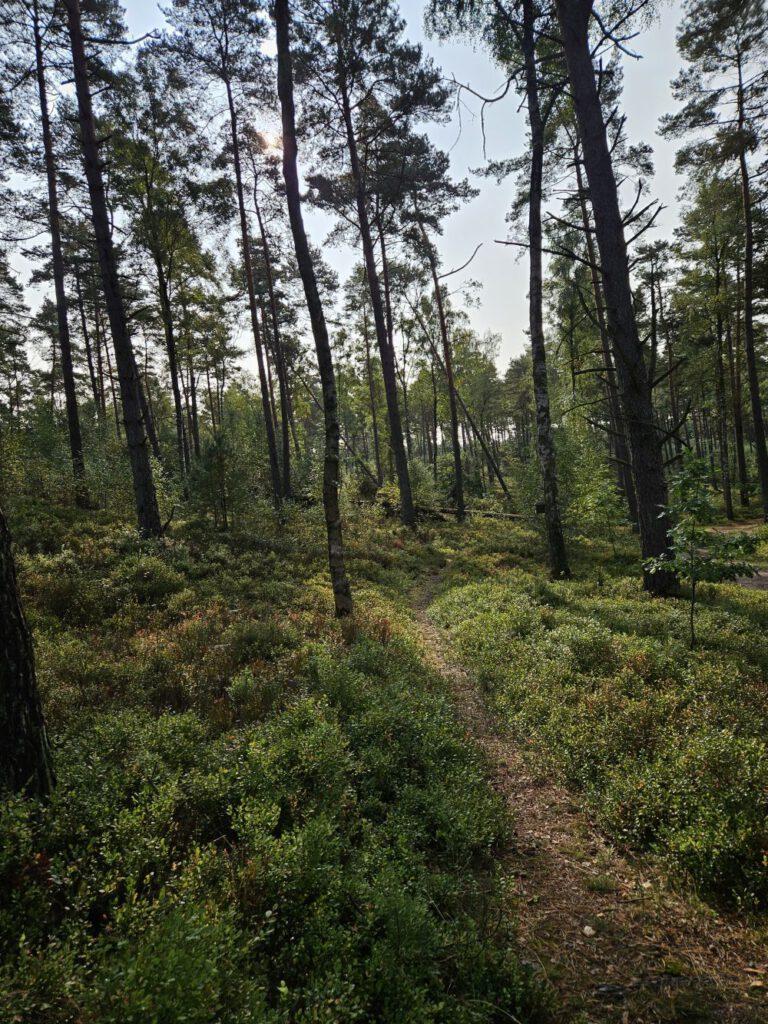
[63,0,160,537]
[153,255,189,476]
[0,508,55,797]
[555,0,673,593]
[728,259,749,505]
[363,305,383,484]
[275,0,353,617]
[420,224,465,520]
[523,0,569,577]
[223,78,282,507]
[736,56,768,518]
[253,192,292,497]
[33,0,86,504]
[339,77,415,525]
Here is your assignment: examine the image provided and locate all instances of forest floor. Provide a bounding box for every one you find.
[411,564,768,1024]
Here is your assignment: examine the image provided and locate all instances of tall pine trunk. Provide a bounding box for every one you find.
[339,80,415,526]
[63,0,160,537]
[523,0,569,577]
[555,0,673,593]
[736,56,768,518]
[1,508,55,797]
[33,0,86,504]
[275,0,353,617]
[420,224,464,520]
[224,79,282,507]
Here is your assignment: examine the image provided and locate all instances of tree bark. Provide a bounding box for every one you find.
[63,0,161,537]
[554,0,674,593]
[736,55,768,518]
[0,508,55,797]
[522,0,570,577]
[275,0,353,617]
[253,190,292,497]
[33,0,86,503]
[338,77,415,525]
[420,223,465,520]
[223,78,282,507]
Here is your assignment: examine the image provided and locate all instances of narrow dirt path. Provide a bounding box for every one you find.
[411,573,767,1024]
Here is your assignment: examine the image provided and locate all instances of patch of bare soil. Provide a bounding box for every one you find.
[411,576,768,1024]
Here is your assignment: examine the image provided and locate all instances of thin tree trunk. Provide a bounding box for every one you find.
[74,265,100,415]
[0,508,55,797]
[737,56,768,518]
[33,0,86,503]
[575,149,639,522]
[362,305,383,485]
[729,259,749,505]
[223,77,282,506]
[63,0,160,536]
[338,77,414,525]
[153,255,189,476]
[275,0,353,617]
[253,187,292,497]
[420,223,464,520]
[555,0,673,593]
[523,0,569,577]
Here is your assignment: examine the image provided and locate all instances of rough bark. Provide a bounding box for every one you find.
[63,0,161,537]
[522,0,570,577]
[275,0,353,617]
[555,0,674,593]
[33,0,86,503]
[1,508,55,797]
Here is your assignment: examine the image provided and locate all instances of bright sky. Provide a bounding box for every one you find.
[124,1,686,366]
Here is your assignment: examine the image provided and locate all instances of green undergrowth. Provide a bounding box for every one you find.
[429,519,768,909]
[0,502,546,1024]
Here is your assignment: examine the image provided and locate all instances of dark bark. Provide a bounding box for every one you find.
[338,78,415,525]
[555,0,674,593]
[33,0,86,503]
[275,0,353,617]
[63,0,161,537]
[523,0,570,577]
[0,508,55,798]
[714,252,734,518]
[223,78,282,506]
[737,55,768,518]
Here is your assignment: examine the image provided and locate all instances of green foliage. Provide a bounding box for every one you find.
[645,458,757,646]
[0,507,545,1023]
[431,544,768,907]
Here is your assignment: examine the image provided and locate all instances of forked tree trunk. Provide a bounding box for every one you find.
[33,0,86,504]
[275,0,353,618]
[523,0,569,577]
[63,0,161,537]
[1,508,55,797]
[555,0,674,593]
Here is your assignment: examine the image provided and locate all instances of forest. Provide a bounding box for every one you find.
[1,0,767,1020]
